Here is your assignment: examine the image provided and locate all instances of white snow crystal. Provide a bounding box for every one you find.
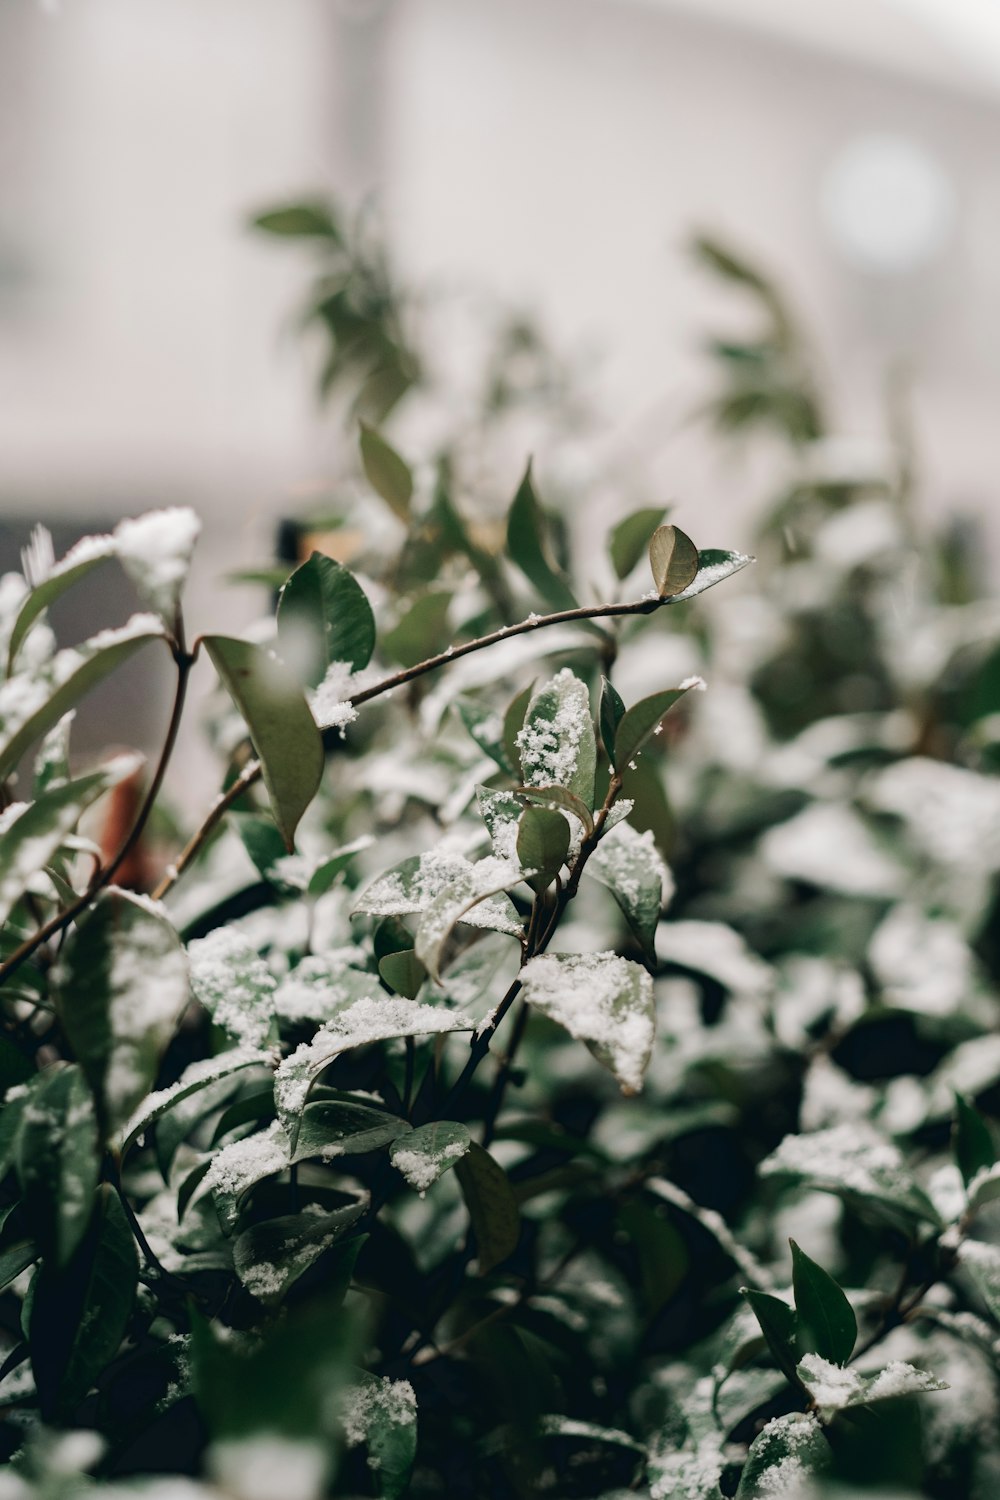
[115,507,201,618]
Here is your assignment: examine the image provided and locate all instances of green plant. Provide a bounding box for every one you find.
[1,207,1000,1500]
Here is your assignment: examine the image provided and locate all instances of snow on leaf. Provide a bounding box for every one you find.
[273,954,382,1025]
[656,919,772,997]
[516,668,596,809]
[761,802,904,898]
[353,848,521,940]
[114,507,201,620]
[760,1124,942,1230]
[118,1047,274,1154]
[734,1411,827,1499]
[233,1204,366,1306]
[341,1373,418,1500]
[205,1119,292,1230]
[519,951,655,1094]
[588,822,673,962]
[188,928,277,1048]
[414,856,526,979]
[390,1121,471,1193]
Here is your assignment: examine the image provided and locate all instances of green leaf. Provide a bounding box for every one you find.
[502,681,535,774]
[233,1205,366,1306]
[6,533,116,676]
[954,1093,996,1189]
[518,668,596,809]
[457,698,513,774]
[516,806,570,892]
[188,927,276,1049]
[378,948,427,999]
[760,1126,942,1232]
[512,782,595,835]
[668,547,754,602]
[519,951,655,1094]
[612,681,701,772]
[608,506,668,580]
[359,423,414,521]
[0,1235,36,1293]
[203,635,324,851]
[119,1047,273,1156]
[791,1240,856,1365]
[587,822,670,964]
[381,590,452,669]
[740,1288,800,1384]
[355,850,522,940]
[414,858,525,980]
[306,838,371,897]
[343,1372,418,1500]
[649,524,699,597]
[231,811,290,888]
[0,754,143,926]
[505,462,578,611]
[734,1412,828,1499]
[455,1142,520,1274]
[16,1065,99,1268]
[28,1184,138,1421]
[277,551,375,686]
[251,201,342,239]
[55,890,189,1137]
[293,1099,411,1162]
[796,1352,947,1415]
[599,677,626,760]
[390,1120,471,1192]
[0,616,165,781]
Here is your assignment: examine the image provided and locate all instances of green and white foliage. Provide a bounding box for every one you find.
[2,219,1000,1500]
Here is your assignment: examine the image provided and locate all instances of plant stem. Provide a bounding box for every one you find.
[0,629,193,989]
[152,591,668,900]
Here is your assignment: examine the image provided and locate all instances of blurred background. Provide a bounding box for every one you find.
[2,0,1000,787]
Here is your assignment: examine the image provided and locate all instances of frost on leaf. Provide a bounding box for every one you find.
[390,1121,471,1193]
[516,668,596,809]
[759,1124,942,1230]
[797,1353,947,1418]
[342,1373,418,1497]
[588,822,673,961]
[188,928,277,1048]
[233,1204,366,1305]
[274,998,474,1143]
[119,1046,273,1153]
[414,856,526,979]
[114,507,201,619]
[520,951,655,1094]
[273,954,381,1025]
[734,1412,827,1498]
[205,1120,292,1229]
[353,848,522,940]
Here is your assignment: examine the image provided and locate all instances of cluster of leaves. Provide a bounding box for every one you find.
[1,209,1000,1500]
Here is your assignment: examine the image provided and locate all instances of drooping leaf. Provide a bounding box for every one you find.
[516,806,570,892]
[276,551,376,686]
[608,506,668,581]
[599,676,626,760]
[16,1065,99,1269]
[203,635,324,851]
[360,423,414,522]
[587,822,672,963]
[0,753,141,923]
[455,1142,520,1274]
[734,1413,828,1499]
[6,533,117,676]
[390,1121,471,1192]
[790,1240,856,1365]
[505,462,577,611]
[0,616,166,781]
[649,524,699,597]
[519,951,655,1094]
[55,891,189,1137]
[28,1185,138,1421]
[612,680,702,773]
[517,668,596,809]
[233,1205,366,1306]
[740,1289,800,1385]
[414,858,526,979]
[954,1093,996,1189]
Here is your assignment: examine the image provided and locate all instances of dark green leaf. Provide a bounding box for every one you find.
[516,806,570,892]
[518,669,596,809]
[0,1037,33,1100]
[348,1369,418,1500]
[16,1065,98,1269]
[608,506,668,580]
[734,1411,828,1498]
[512,782,594,835]
[378,949,427,999]
[505,462,577,611]
[740,1288,800,1386]
[56,890,189,1137]
[28,1185,138,1420]
[502,681,535,775]
[599,677,626,760]
[391,1120,471,1191]
[587,822,667,964]
[233,1205,366,1306]
[277,550,376,685]
[203,635,324,851]
[613,682,700,772]
[954,1094,996,1189]
[791,1240,856,1364]
[294,1099,411,1162]
[359,423,414,521]
[455,1142,520,1274]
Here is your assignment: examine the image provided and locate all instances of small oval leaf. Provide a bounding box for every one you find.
[649,524,699,597]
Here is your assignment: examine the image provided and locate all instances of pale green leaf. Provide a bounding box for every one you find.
[519,951,655,1093]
